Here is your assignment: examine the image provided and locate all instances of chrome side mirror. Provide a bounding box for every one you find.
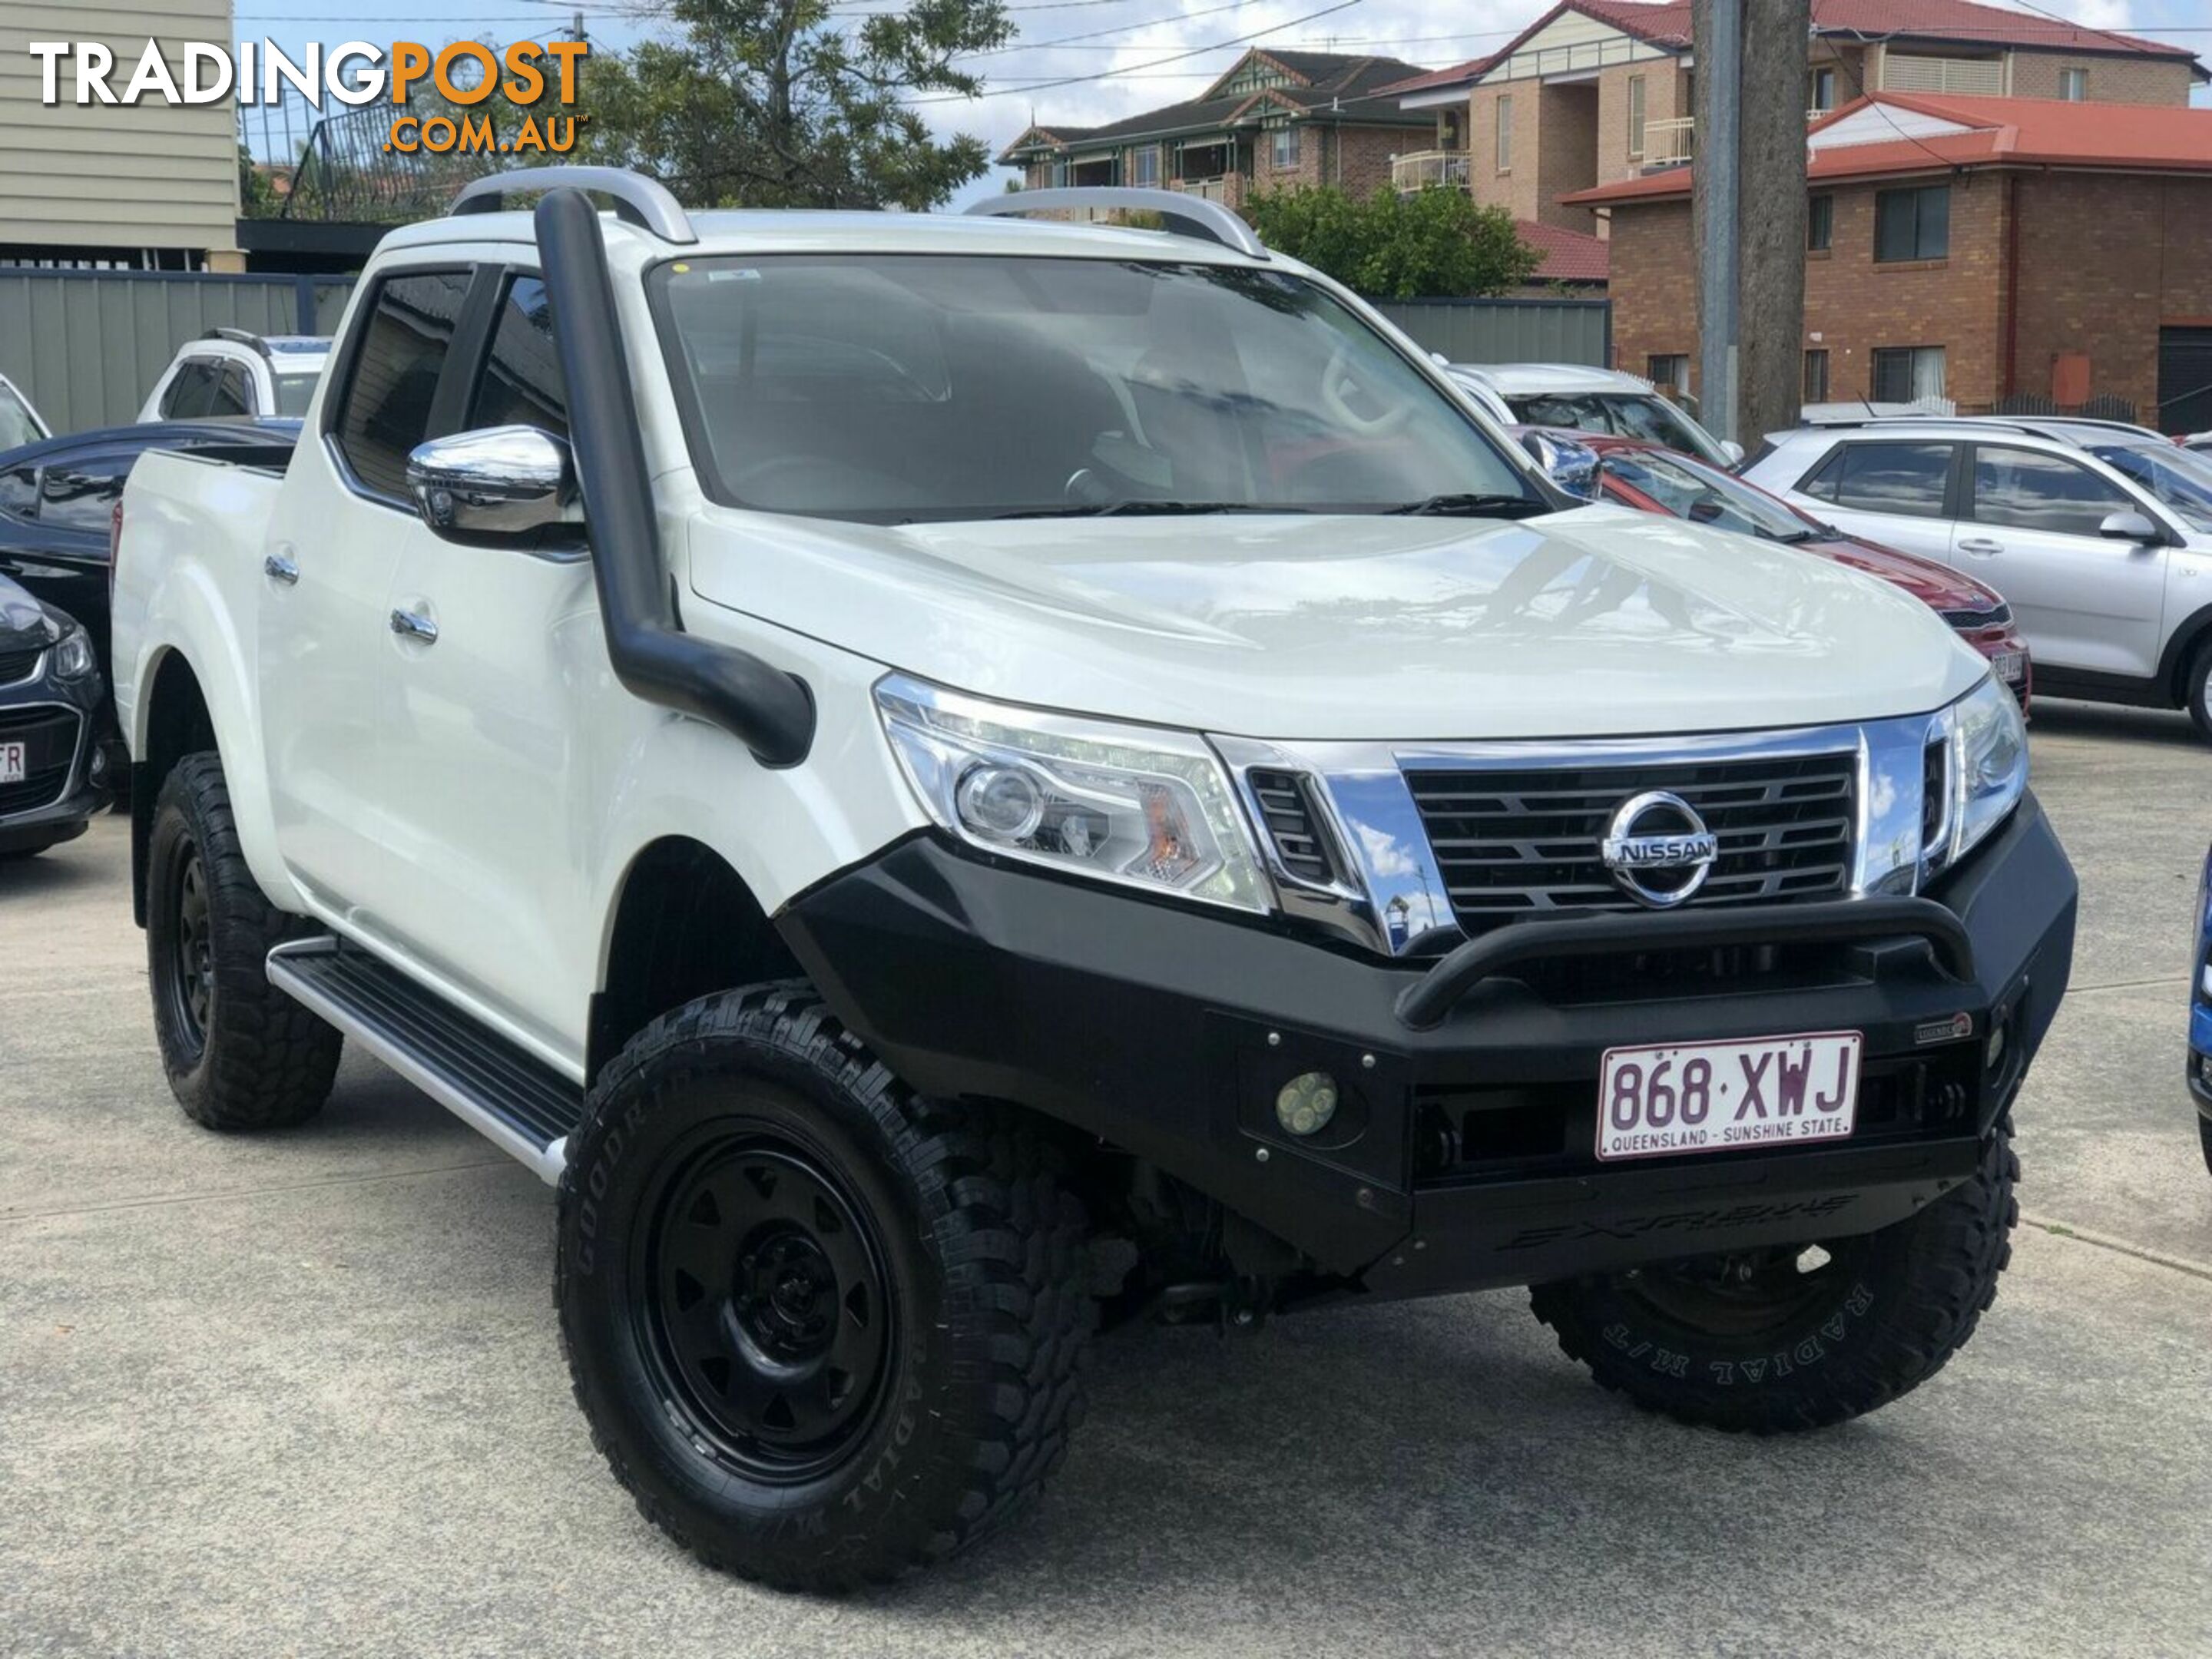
[2098,509,2161,545]
[407,426,584,547]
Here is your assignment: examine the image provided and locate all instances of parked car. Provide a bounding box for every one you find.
[0,373,48,452]
[137,329,330,423]
[0,570,111,858]
[1744,419,2212,736]
[1452,363,1740,469]
[114,171,2073,1590]
[2191,843,2212,1176]
[1571,432,2030,704]
[0,418,300,694]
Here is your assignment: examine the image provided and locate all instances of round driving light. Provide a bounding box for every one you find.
[955,763,1045,841]
[1275,1071,1339,1137]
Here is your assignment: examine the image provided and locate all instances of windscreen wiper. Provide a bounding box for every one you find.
[993,501,1295,519]
[1386,492,1550,518]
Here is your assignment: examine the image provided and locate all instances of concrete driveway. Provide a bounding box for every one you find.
[3,702,2207,1658]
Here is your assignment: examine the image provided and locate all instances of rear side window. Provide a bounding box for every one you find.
[332,270,472,501]
[38,455,129,535]
[1970,445,2133,538]
[208,362,252,419]
[468,275,568,444]
[1797,440,1952,518]
[161,359,220,419]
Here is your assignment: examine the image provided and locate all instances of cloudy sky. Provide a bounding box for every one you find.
[237,0,2212,204]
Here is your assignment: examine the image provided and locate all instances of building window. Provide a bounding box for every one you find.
[1803,349,1830,404]
[1496,95,1513,173]
[1270,126,1300,169]
[1809,66,1838,113]
[1628,75,1647,159]
[1874,184,1949,262]
[1647,354,1690,397]
[1131,147,1161,186]
[1807,195,1833,253]
[1871,346,1947,403]
[2059,67,2088,101]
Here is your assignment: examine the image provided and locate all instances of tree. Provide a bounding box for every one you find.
[578,0,1013,210]
[1243,184,1541,300]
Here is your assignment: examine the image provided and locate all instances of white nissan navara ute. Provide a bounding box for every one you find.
[111,171,2076,1591]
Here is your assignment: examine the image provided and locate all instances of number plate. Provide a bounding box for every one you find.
[1990,650,2026,685]
[0,742,22,785]
[1597,1031,1862,1162]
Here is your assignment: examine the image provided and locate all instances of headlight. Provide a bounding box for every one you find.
[1942,673,2028,865]
[51,627,95,681]
[873,674,1270,913]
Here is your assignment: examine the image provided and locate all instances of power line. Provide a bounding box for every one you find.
[959,0,1257,59]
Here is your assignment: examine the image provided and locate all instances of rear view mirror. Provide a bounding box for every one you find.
[407,426,584,548]
[2098,509,2161,545]
[1518,429,1601,501]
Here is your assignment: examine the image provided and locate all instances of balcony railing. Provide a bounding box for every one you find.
[1392,150,1472,194]
[1171,177,1232,201]
[1642,117,1695,167]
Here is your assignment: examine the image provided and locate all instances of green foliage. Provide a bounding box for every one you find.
[576,0,1014,210]
[238,144,279,217]
[1243,184,1543,300]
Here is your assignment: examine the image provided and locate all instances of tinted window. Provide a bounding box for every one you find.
[38,455,129,535]
[1802,441,1953,518]
[0,463,36,518]
[469,275,567,443]
[1972,445,2132,538]
[2090,442,2212,534]
[272,370,320,418]
[1601,449,1807,541]
[332,270,472,501]
[1875,185,1948,262]
[209,363,252,419]
[161,359,220,419]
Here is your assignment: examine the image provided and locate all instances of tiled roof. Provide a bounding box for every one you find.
[1517,219,1610,283]
[1379,55,1500,98]
[1564,90,2212,205]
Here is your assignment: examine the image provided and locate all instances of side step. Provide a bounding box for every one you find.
[267,938,583,1183]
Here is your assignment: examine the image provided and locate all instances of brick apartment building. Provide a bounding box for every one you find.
[999,49,1434,210]
[1566,92,2212,432]
[1382,0,2204,236]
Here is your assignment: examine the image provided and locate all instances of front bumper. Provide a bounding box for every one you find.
[780,796,2075,1293]
[0,684,109,853]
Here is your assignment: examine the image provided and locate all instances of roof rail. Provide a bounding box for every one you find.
[967,187,1267,259]
[452,167,697,246]
[205,326,273,360]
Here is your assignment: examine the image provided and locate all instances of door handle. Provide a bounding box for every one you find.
[388,608,439,645]
[263,552,299,585]
[1955,538,2004,556]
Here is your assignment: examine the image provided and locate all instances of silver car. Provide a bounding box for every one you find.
[1744,419,2212,737]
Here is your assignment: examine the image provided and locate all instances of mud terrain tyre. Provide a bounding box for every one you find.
[146,753,342,1131]
[556,985,1094,1591]
[1530,1117,2018,1433]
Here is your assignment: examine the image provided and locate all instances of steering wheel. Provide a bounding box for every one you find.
[1320,343,1413,438]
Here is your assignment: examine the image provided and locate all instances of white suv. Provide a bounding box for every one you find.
[1746,419,2212,735]
[137,329,330,422]
[110,172,2074,1589]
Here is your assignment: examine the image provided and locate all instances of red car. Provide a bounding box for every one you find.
[1561,432,2031,707]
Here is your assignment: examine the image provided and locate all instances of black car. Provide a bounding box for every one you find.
[0,418,300,685]
[0,571,111,857]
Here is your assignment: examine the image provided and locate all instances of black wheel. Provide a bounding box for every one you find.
[558,985,1094,1591]
[2187,637,2212,741]
[146,753,342,1131]
[1531,1118,2018,1433]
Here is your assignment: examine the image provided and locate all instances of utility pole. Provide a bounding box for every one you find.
[1691,0,1810,447]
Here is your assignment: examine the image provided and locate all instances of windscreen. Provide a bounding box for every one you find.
[273,370,322,419]
[2088,442,2212,535]
[649,255,1532,525]
[1601,448,1808,541]
[1507,392,1731,469]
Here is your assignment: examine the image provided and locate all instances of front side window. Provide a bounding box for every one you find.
[1601,449,1809,541]
[469,275,568,443]
[1972,445,2134,538]
[649,254,1535,525]
[161,359,221,419]
[1875,184,1949,262]
[2089,442,2212,534]
[1808,194,1833,252]
[1798,440,1954,518]
[208,363,252,419]
[330,269,472,501]
[1871,345,1946,402]
[1496,94,1513,171]
[1270,127,1300,169]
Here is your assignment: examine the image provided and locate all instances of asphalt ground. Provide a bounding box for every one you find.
[3,700,2208,1658]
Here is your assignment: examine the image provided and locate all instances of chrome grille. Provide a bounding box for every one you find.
[1248,768,1336,886]
[1405,751,1858,931]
